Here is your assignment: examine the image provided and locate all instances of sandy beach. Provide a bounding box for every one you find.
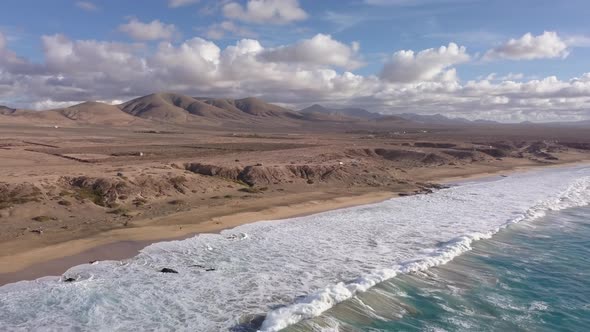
[2,159,589,286]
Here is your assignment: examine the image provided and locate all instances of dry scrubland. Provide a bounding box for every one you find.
[1,93,589,282]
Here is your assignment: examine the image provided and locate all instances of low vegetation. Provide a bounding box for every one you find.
[32,216,55,222]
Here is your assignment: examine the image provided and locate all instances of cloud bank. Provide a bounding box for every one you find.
[1,30,590,122]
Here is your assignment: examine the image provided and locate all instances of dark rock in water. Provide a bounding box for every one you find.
[205,268,216,272]
[63,277,76,282]
[418,182,449,190]
[417,188,434,195]
[160,268,178,273]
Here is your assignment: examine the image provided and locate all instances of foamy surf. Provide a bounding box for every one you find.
[260,176,590,331]
[0,166,589,332]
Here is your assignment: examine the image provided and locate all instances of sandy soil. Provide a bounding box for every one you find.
[1,122,589,285]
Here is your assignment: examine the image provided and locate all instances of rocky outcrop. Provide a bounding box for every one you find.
[185,162,357,186]
[160,268,178,273]
[476,148,509,158]
[441,149,477,160]
[66,176,130,207]
[0,182,42,209]
[185,163,240,180]
[414,142,457,149]
[560,142,590,150]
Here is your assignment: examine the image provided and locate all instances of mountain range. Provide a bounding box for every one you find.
[0,93,588,128]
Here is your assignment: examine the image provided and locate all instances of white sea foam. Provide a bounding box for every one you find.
[0,166,589,332]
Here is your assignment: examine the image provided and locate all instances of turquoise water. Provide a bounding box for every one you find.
[290,206,590,331]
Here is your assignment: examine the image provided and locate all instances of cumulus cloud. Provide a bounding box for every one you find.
[119,18,178,41]
[259,34,363,69]
[205,21,256,40]
[1,33,590,122]
[168,0,200,7]
[75,1,98,11]
[380,43,470,83]
[223,0,308,24]
[484,31,569,61]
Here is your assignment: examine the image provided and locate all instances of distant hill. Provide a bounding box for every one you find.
[197,97,303,120]
[0,105,16,115]
[58,101,139,125]
[524,119,590,128]
[117,93,308,124]
[0,101,142,126]
[120,93,229,122]
[398,113,498,125]
[299,104,382,120]
[15,93,587,129]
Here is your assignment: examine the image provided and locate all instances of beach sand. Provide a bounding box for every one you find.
[3,160,589,285]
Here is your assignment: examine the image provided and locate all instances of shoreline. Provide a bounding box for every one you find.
[0,191,395,285]
[1,160,589,286]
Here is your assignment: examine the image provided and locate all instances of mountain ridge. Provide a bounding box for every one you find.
[2,93,588,128]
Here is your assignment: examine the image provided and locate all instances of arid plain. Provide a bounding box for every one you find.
[1,93,589,284]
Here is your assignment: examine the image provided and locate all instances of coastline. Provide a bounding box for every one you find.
[0,191,395,285]
[1,160,589,286]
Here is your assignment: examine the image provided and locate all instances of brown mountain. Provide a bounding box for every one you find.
[0,93,414,128]
[0,108,70,124]
[0,105,15,114]
[57,101,139,125]
[0,102,141,126]
[119,93,196,122]
[197,97,304,120]
[299,104,382,120]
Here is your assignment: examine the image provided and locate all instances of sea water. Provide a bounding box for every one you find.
[287,205,590,331]
[0,165,589,331]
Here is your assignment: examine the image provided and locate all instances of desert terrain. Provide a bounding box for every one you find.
[1,93,589,284]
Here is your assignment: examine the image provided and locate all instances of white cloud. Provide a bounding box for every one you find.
[119,18,178,41]
[2,33,590,122]
[380,43,470,82]
[565,35,590,47]
[75,1,98,11]
[149,38,221,84]
[168,0,200,7]
[259,34,363,69]
[205,21,256,40]
[0,32,5,50]
[223,0,308,24]
[484,31,569,61]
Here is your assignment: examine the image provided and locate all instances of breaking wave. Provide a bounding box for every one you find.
[260,176,590,331]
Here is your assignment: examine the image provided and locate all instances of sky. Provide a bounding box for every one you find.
[1,0,590,122]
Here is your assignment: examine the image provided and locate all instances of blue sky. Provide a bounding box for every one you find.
[1,0,590,121]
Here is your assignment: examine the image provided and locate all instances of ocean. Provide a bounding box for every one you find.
[0,165,589,331]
